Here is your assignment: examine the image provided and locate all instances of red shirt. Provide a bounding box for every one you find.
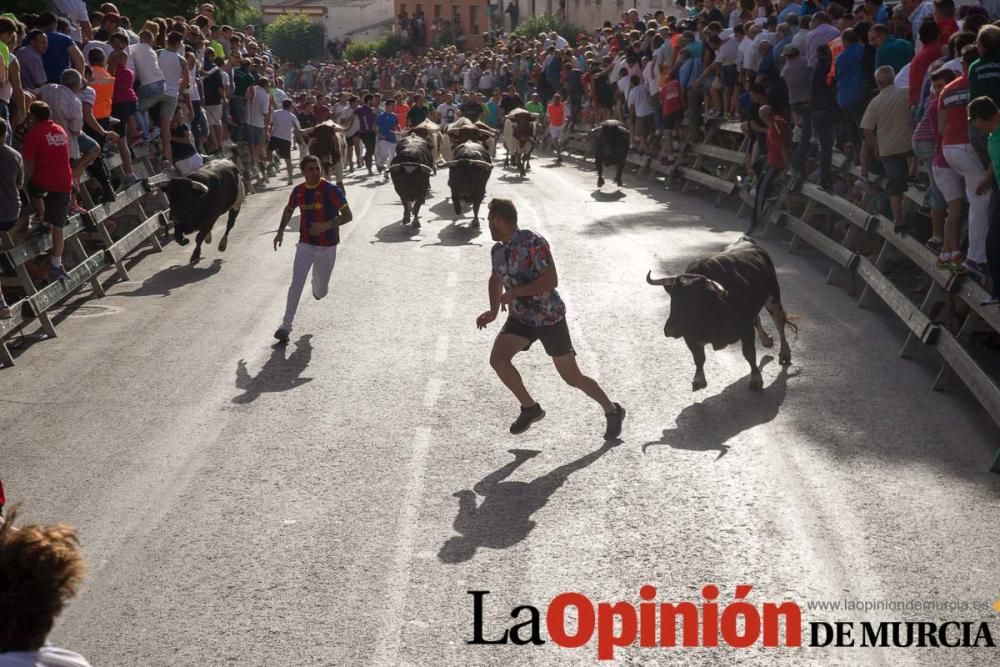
[766,115,790,169]
[939,75,969,146]
[314,103,331,123]
[22,120,73,193]
[660,79,683,116]
[909,44,943,106]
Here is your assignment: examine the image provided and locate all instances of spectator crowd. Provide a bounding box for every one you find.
[285,0,1000,306]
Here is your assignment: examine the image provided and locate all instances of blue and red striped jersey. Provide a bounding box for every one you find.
[288,180,348,246]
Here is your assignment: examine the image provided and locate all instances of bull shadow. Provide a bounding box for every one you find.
[232,335,313,404]
[590,190,626,201]
[438,442,619,564]
[641,358,790,460]
[118,259,224,298]
[421,222,483,248]
[371,220,422,244]
[498,173,529,183]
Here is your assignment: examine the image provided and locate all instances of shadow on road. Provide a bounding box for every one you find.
[119,258,224,297]
[642,359,789,460]
[232,334,313,404]
[439,442,619,563]
[371,220,421,244]
[421,222,483,248]
[591,190,626,201]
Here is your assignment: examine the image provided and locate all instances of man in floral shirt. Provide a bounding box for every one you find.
[476,198,625,438]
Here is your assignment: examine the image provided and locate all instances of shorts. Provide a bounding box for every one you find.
[205,104,223,127]
[635,113,654,137]
[549,125,563,140]
[136,80,169,112]
[246,125,266,146]
[722,64,738,88]
[500,316,575,357]
[663,111,683,129]
[42,191,71,228]
[111,100,137,123]
[881,153,909,197]
[76,132,100,157]
[933,164,963,202]
[270,136,291,159]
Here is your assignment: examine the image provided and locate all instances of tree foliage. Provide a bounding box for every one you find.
[343,34,414,62]
[265,14,324,65]
[510,14,584,44]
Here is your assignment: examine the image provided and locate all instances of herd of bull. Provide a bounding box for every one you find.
[151,118,797,392]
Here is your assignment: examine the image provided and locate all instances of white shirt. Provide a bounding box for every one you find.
[246,85,271,128]
[129,43,164,85]
[436,102,459,124]
[554,35,569,49]
[718,35,741,66]
[628,83,654,117]
[81,41,113,63]
[51,0,89,43]
[158,48,185,97]
[187,63,201,101]
[617,75,632,99]
[0,646,92,667]
[270,109,301,142]
[738,35,755,69]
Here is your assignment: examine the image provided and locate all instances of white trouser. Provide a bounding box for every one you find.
[942,143,992,263]
[281,243,338,332]
[375,139,395,169]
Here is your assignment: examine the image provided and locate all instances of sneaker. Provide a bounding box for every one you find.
[0,304,11,319]
[273,328,290,343]
[510,403,545,435]
[962,259,989,282]
[925,237,943,254]
[49,264,70,281]
[604,403,626,440]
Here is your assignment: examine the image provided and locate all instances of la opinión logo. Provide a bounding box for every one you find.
[467,586,996,660]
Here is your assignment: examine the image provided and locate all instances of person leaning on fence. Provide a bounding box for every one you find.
[0,506,91,667]
[860,65,913,234]
[967,96,1000,307]
[0,119,20,319]
[747,104,790,236]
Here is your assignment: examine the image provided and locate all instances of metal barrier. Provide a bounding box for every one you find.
[0,145,246,367]
[561,121,1000,472]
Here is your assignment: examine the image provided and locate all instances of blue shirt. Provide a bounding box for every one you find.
[835,43,865,108]
[485,101,500,128]
[778,2,801,21]
[376,111,398,143]
[42,31,75,84]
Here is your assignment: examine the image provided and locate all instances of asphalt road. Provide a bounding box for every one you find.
[2,145,1000,667]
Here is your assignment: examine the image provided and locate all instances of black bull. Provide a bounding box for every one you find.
[446,141,492,226]
[158,160,244,264]
[592,120,629,189]
[646,238,796,391]
[388,135,434,227]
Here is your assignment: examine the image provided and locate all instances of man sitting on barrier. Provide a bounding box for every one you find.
[22,101,72,283]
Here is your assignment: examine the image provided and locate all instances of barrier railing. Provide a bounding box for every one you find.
[561,120,1000,472]
[0,144,247,367]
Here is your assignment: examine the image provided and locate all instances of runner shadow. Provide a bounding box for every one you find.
[119,258,224,297]
[641,359,788,460]
[439,442,619,563]
[591,190,626,201]
[232,335,313,404]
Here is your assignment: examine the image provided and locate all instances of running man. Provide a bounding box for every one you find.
[272,155,353,343]
[476,198,625,438]
[547,93,567,163]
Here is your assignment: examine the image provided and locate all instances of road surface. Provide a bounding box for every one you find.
[3,146,999,666]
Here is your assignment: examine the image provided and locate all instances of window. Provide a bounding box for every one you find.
[470,4,478,33]
[434,4,442,19]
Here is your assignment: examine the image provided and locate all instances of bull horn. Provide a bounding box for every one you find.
[646,271,676,287]
[190,181,209,194]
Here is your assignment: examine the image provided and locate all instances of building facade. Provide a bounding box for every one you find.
[256,0,395,43]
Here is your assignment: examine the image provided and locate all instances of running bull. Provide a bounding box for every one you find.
[503,108,539,177]
[410,119,441,173]
[389,135,434,228]
[157,159,244,264]
[444,140,492,227]
[592,119,629,189]
[646,238,795,391]
[304,120,347,190]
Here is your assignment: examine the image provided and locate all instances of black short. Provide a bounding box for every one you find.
[501,317,575,357]
[42,191,71,228]
[269,136,291,159]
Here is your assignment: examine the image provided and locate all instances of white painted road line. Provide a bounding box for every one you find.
[372,427,432,666]
[423,377,444,408]
[434,335,450,363]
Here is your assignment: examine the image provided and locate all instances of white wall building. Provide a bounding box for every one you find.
[254,0,395,43]
[499,0,684,33]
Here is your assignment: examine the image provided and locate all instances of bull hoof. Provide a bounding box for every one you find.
[749,374,764,391]
[190,252,201,265]
[413,219,421,229]
[402,217,410,225]
[453,201,461,215]
[692,376,707,391]
[471,219,480,228]
[218,236,228,252]
[177,237,190,246]
[597,177,605,188]
[615,179,624,188]
[205,231,212,244]
[779,349,792,366]
[761,335,774,349]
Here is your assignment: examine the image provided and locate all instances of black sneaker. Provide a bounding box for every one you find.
[273,328,290,343]
[510,403,545,435]
[604,403,626,440]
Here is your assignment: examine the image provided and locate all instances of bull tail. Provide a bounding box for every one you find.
[783,313,799,335]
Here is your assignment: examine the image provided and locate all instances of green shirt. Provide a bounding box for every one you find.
[989,129,1000,187]
[525,101,544,115]
[969,53,1000,109]
[233,68,254,97]
[874,37,913,77]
